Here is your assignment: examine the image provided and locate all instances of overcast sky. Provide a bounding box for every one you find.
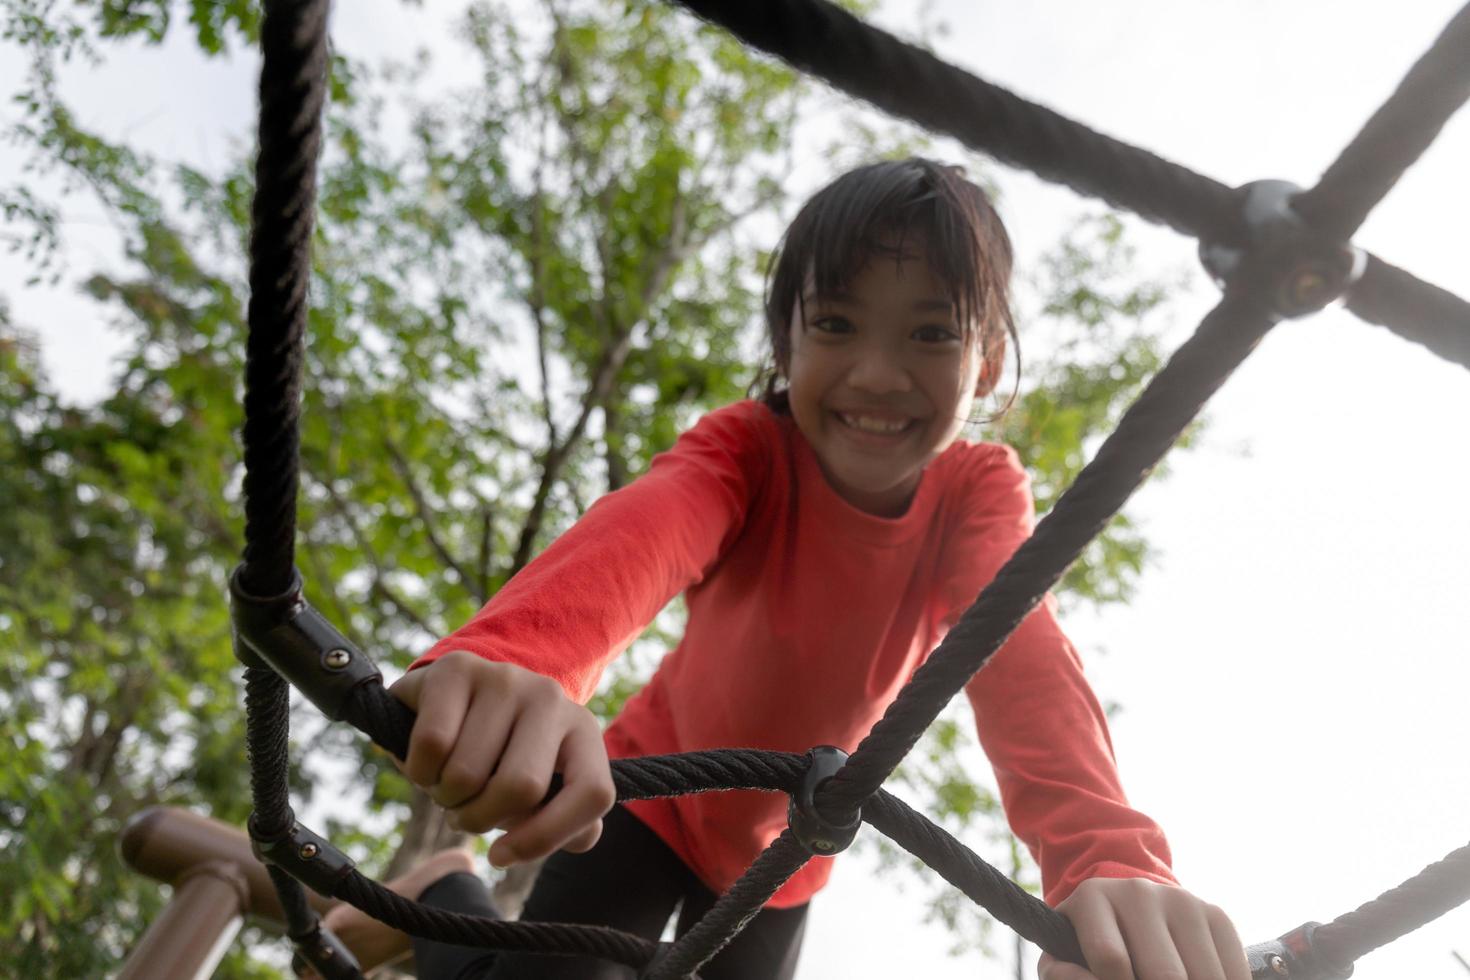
[4,1,1469,978]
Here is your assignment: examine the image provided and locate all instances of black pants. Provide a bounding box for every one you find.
[412,804,809,979]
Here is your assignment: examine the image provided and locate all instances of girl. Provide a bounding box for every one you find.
[320,158,1250,980]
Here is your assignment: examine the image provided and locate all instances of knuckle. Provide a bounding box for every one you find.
[436,760,483,800]
[530,674,566,706]
[414,725,455,757]
[1085,945,1130,978]
[586,778,617,814]
[454,809,497,835]
[496,769,550,808]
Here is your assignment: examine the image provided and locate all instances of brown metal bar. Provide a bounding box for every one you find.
[116,860,250,980]
[117,807,339,976]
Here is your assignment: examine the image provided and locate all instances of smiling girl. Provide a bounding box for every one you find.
[318,158,1249,980]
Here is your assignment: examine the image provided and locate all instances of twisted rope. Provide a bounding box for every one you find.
[672,0,1243,246]
[1314,843,1470,965]
[1293,2,1470,242]
[335,871,658,969]
[822,283,1279,816]
[1346,255,1470,371]
[646,832,811,979]
[244,666,319,941]
[239,0,329,597]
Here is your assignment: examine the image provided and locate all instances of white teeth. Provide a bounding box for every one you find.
[840,413,909,434]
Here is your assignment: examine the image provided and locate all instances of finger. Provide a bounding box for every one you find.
[432,686,515,813]
[1067,892,1133,980]
[397,664,473,789]
[1206,905,1252,980]
[1168,904,1231,980]
[1115,902,1188,980]
[491,715,614,863]
[538,721,616,854]
[453,698,563,843]
[1037,951,1099,980]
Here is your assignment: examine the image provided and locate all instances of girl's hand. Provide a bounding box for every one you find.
[389,650,616,868]
[1038,878,1250,980]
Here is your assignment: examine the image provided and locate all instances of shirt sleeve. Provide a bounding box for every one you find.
[411,402,773,703]
[943,445,1178,906]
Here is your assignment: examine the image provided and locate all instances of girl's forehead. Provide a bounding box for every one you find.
[801,249,953,303]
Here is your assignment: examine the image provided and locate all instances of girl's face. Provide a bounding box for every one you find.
[785,248,982,516]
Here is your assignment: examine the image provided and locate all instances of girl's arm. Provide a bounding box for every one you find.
[941,446,1175,907]
[412,402,774,702]
[947,448,1250,980]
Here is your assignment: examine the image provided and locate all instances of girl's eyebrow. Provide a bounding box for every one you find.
[806,290,956,314]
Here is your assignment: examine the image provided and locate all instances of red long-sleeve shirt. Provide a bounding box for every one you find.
[415,400,1175,907]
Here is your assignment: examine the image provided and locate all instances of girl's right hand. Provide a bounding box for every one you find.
[388,650,616,868]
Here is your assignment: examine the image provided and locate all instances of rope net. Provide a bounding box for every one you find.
[229,0,1470,978]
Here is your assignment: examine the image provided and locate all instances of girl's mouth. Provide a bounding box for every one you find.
[835,411,917,439]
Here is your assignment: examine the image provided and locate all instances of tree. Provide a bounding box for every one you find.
[0,0,1184,974]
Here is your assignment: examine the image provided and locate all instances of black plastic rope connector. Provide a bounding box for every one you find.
[249,810,358,898]
[289,925,364,980]
[787,746,861,856]
[1245,921,1354,980]
[230,564,382,722]
[1199,179,1365,320]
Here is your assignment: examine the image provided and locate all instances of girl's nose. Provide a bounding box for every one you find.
[847,346,913,394]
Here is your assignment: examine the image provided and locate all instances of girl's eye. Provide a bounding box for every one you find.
[809,316,854,335]
[913,324,961,344]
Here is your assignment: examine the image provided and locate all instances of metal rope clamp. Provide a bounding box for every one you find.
[787,746,862,856]
[230,565,383,722]
[1244,921,1354,980]
[1199,180,1366,320]
[289,923,363,980]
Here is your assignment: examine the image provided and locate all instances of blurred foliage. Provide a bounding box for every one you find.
[1,0,1185,974]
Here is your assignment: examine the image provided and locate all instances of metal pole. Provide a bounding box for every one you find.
[117,807,339,977]
[117,861,250,980]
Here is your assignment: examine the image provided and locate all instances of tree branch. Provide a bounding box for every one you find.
[509,179,696,572]
[382,434,485,605]
[477,504,495,599]
[313,474,441,638]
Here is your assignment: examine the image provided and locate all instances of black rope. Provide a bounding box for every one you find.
[1346,255,1470,372]
[646,832,812,980]
[863,793,1086,964]
[239,0,329,597]
[244,666,319,940]
[1314,843,1470,965]
[821,282,1280,817]
[229,0,1470,973]
[670,0,1244,247]
[1293,2,1470,242]
[335,871,659,969]
[244,667,294,838]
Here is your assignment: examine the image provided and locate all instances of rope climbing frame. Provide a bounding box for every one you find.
[224,1,1470,978]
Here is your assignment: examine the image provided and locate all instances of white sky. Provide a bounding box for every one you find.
[4,1,1469,978]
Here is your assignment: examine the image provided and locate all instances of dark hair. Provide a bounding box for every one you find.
[757,157,1018,415]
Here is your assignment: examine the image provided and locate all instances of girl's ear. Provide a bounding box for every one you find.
[974,357,997,397]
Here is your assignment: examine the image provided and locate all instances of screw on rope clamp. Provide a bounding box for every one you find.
[289,924,364,980]
[248,809,359,899]
[1199,180,1366,320]
[787,745,862,856]
[1244,921,1354,980]
[230,565,382,722]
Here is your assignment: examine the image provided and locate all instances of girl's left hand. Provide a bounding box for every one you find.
[1037,877,1251,980]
